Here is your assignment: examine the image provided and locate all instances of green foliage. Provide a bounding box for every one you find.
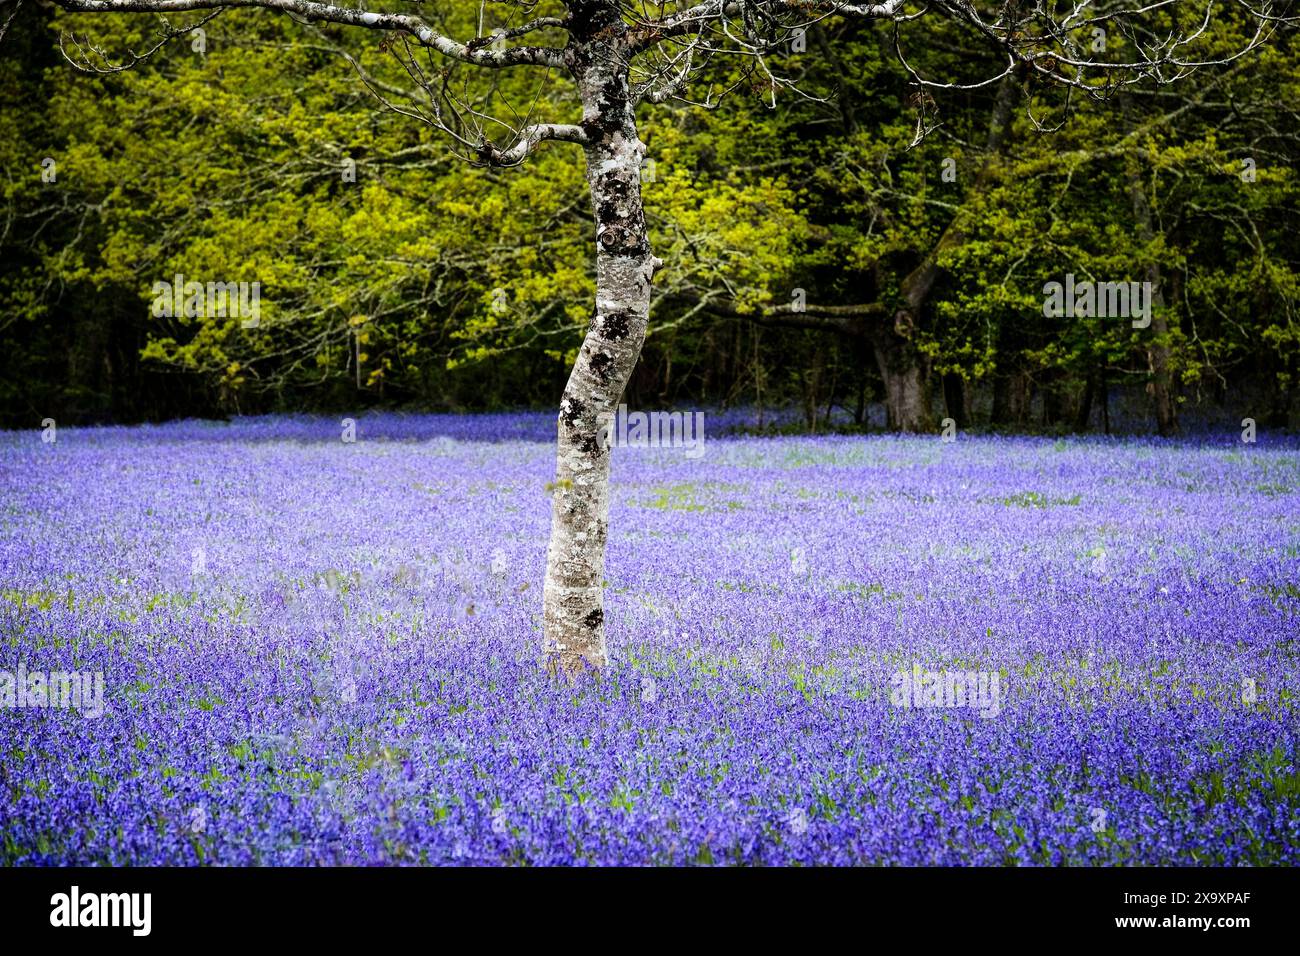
[0,5,1296,428]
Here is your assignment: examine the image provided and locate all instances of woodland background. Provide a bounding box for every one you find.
[1,4,1296,434]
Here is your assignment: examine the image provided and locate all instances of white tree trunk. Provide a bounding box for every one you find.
[542,52,660,675]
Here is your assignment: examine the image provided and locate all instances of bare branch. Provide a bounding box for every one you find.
[478,121,591,165]
[50,0,568,67]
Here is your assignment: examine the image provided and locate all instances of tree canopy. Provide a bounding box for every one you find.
[2,2,1296,432]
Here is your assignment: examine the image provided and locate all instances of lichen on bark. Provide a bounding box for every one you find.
[542,28,661,676]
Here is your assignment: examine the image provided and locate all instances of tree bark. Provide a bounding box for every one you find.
[878,358,930,431]
[871,314,931,432]
[542,35,660,675]
[1041,372,1065,428]
[1074,371,1096,432]
[992,368,1032,428]
[803,345,824,432]
[942,372,967,429]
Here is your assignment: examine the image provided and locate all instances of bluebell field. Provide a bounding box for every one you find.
[1,413,1297,864]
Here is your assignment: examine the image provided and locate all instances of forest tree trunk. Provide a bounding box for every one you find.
[542,43,659,675]
[942,372,967,428]
[1074,371,1096,432]
[872,317,931,432]
[993,369,1032,427]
